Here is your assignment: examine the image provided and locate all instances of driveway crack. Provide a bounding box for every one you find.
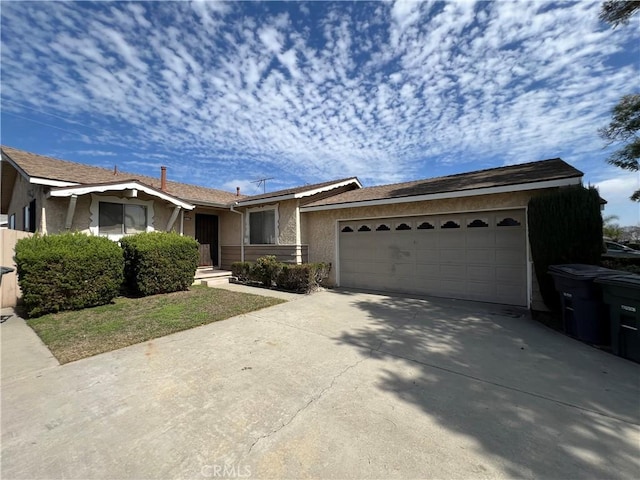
[248,351,372,454]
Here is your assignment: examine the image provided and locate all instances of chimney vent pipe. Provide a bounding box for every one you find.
[160,166,167,191]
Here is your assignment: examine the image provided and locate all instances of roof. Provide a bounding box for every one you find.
[1,146,242,206]
[302,158,583,210]
[235,177,361,206]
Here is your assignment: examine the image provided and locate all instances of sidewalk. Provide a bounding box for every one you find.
[1,308,58,382]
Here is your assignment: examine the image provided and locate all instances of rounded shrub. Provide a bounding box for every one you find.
[120,232,198,296]
[15,232,124,317]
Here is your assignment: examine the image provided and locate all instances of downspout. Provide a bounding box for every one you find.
[230,205,244,262]
[294,200,302,264]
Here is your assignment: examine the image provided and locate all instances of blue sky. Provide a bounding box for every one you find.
[1,1,639,225]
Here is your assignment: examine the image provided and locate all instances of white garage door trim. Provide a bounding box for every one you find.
[335,207,532,306]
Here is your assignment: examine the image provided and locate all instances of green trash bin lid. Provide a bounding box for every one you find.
[595,273,640,288]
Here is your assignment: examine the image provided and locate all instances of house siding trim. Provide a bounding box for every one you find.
[49,181,194,210]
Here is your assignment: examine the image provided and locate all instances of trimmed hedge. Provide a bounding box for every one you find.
[120,232,198,296]
[231,261,252,282]
[231,257,331,293]
[15,233,124,317]
[528,185,603,310]
[276,263,331,293]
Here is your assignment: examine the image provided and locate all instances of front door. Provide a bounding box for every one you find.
[195,214,219,267]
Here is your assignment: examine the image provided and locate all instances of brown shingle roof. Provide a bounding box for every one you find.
[236,177,360,204]
[304,158,583,208]
[1,146,242,206]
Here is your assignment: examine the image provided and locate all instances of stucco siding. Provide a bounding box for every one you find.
[277,199,298,245]
[6,176,43,232]
[43,195,92,234]
[219,210,241,245]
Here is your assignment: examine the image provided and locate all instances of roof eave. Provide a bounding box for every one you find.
[47,181,195,210]
[300,176,582,213]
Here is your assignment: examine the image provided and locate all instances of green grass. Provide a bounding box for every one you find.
[28,286,285,364]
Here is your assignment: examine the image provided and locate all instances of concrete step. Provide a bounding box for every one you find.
[192,269,233,287]
[200,276,232,287]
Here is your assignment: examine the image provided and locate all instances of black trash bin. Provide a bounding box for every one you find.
[595,274,640,363]
[548,264,620,344]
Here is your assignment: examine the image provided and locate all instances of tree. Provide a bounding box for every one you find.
[599,94,640,201]
[603,214,623,239]
[599,0,640,27]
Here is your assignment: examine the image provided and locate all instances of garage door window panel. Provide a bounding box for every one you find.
[467,218,489,228]
[394,222,412,231]
[417,221,435,230]
[497,217,522,227]
[441,220,461,229]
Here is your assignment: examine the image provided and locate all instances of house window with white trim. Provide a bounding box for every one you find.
[99,202,147,235]
[249,210,276,244]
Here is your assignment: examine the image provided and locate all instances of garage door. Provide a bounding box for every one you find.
[338,210,527,306]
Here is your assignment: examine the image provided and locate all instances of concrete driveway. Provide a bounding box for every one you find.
[2,289,639,479]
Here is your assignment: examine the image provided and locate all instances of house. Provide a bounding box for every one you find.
[1,146,584,309]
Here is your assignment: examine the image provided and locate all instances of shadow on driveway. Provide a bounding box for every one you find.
[331,289,640,479]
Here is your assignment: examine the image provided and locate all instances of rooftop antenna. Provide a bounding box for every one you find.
[251,177,274,194]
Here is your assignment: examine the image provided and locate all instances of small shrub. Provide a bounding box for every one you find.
[121,232,198,296]
[276,264,311,292]
[275,262,331,293]
[15,232,123,317]
[251,255,282,287]
[231,262,252,282]
[232,257,331,293]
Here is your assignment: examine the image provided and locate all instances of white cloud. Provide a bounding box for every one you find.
[0,0,638,192]
[258,26,283,53]
[76,150,117,157]
[595,174,640,226]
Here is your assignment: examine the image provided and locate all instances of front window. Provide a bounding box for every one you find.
[99,202,147,235]
[23,199,36,232]
[249,210,276,244]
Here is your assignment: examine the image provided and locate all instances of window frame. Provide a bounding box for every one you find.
[245,205,278,245]
[98,202,148,236]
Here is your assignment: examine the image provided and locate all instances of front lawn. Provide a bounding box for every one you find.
[28,286,285,364]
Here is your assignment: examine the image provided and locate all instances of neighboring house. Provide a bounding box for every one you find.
[1,146,584,309]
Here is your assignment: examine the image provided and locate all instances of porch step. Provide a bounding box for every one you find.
[193,268,233,287]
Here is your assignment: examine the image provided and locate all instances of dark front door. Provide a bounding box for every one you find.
[195,214,219,267]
